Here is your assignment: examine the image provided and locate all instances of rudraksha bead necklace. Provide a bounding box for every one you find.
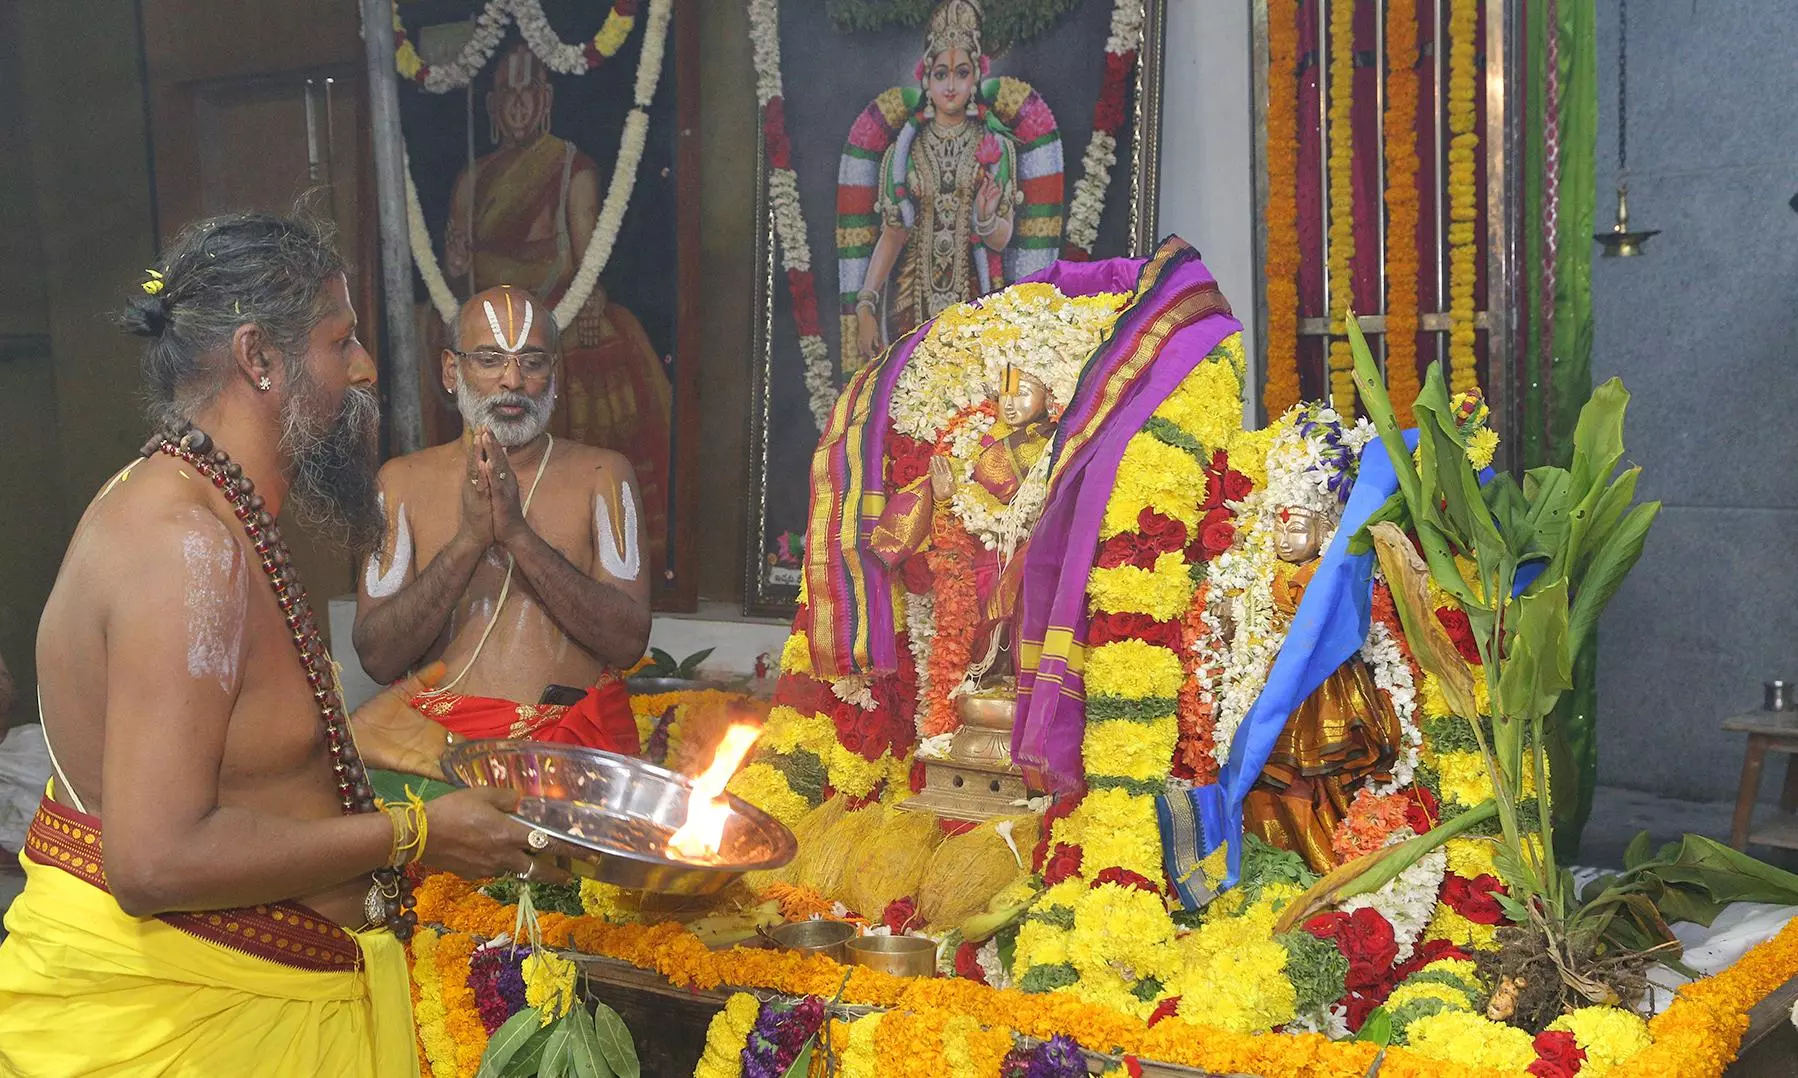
[145,424,417,940]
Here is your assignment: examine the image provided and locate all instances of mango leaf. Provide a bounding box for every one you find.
[1354,1008,1393,1046]
[780,1040,816,1078]
[1347,316,1420,515]
[675,647,716,679]
[568,1003,613,1078]
[1566,502,1660,660]
[590,1002,639,1078]
[478,1009,548,1078]
[1368,523,1480,721]
[502,1026,556,1078]
[1496,577,1573,725]
[540,1017,577,1078]
[647,648,679,676]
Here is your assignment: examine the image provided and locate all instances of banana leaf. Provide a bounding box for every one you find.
[1573,833,1798,961]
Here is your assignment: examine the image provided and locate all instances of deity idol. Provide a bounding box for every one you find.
[870,368,1056,732]
[840,0,1065,368]
[441,43,671,574]
[1240,505,1406,873]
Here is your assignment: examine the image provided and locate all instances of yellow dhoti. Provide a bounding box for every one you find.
[0,802,417,1077]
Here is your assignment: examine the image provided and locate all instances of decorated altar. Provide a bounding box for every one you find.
[405,244,1798,1078]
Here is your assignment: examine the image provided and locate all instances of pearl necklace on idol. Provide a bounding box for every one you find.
[144,425,417,940]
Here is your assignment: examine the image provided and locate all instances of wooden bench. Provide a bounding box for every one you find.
[1724,711,1798,851]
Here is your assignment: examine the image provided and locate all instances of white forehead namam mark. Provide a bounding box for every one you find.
[183,530,247,693]
[363,495,413,598]
[482,290,534,353]
[595,481,641,582]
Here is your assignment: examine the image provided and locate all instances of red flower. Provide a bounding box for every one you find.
[1122,1056,1143,1078]
[1093,50,1135,133]
[1063,246,1091,262]
[1094,867,1159,894]
[1043,842,1083,885]
[1402,785,1440,836]
[900,556,935,595]
[908,757,927,794]
[938,818,980,838]
[1033,795,1080,871]
[763,98,793,170]
[1136,508,1189,553]
[1221,468,1254,503]
[888,435,934,487]
[1199,471,1225,511]
[787,269,821,337]
[1442,873,1508,926]
[1341,991,1383,1033]
[1305,907,1399,994]
[1434,606,1483,665]
[1147,996,1182,1027]
[1391,938,1469,982]
[1096,531,1158,570]
[1088,612,1183,652]
[953,940,988,984]
[1529,1031,1586,1077]
[1199,508,1237,558]
[976,132,1003,167]
[881,898,919,935]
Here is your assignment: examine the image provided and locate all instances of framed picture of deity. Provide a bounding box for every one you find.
[742,0,1167,617]
[393,0,701,611]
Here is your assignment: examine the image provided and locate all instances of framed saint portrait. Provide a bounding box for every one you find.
[394,0,700,611]
[743,0,1166,617]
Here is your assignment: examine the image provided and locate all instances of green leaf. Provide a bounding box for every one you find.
[648,648,678,676]
[1522,467,1573,559]
[1497,577,1573,725]
[1347,316,1421,517]
[478,1009,549,1078]
[540,1018,576,1078]
[1566,501,1660,660]
[1354,1007,1394,1046]
[1622,831,1656,872]
[780,1040,816,1078]
[1348,492,1411,556]
[1481,473,1533,557]
[590,1002,639,1078]
[1570,378,1630,502]
[1574,468,1641,578]
[676,647,716,679]
[568,1004,612,1078]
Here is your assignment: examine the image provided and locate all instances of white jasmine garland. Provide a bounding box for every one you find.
[904,590,937,735]
[1064,130,1116,254]
[1361,610,1422,795]
[1338,839,1446,964]
[402,0,630,92]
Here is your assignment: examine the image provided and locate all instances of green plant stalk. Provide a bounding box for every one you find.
[1334,800,1501,903]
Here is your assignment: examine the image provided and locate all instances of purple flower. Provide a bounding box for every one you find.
[1026,1035,1085,1078]
[495,952,528,1013]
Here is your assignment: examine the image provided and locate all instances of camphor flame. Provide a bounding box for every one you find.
[666,723,762,861]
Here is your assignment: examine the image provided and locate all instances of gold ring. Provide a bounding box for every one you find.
[526,828,551,852]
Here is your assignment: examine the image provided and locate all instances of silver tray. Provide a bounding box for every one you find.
[440,740,796,895]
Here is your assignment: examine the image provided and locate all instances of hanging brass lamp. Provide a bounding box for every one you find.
[1595,0,1657,256]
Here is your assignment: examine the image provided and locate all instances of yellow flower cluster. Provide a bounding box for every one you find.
[1548,1006,1653,1077]
[1084,640,1185,700]
[1083,715,1179,783]
[1421,903,1499,952]
[1088,552,1196,621]
[1445,836,1500,880]
[836,1011,884,1078]
[693,992,759,1078]
[727,762,814,827]
[1403,1010,1538,1072]
[578,879,639,923]
[1150,352,1244,456]
[522,951,579,1024]
[410,927,462,1078]
[1169,901,1297,1034]
[1445,0,1481,393]
[761,706,837,756]
[826,740,890,799]
[1052,787,1165,886]
[1466,428,1500,470]
[780,630,813,676]
[1101,435,1210,538]
[943,1013,1013,1075]
[1324,0,1357,413]
[1066,884,1182,1004]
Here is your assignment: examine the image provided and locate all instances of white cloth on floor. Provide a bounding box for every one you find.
[0,723,50,854]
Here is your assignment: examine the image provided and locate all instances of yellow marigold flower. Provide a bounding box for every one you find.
[522,951,579,1023]
[1436,750,1496,809]
[579,879,637,923]
[1063,788,1165,884]
[1422,903,1500,952]
[1227,422,1281,492]
[761,705,837,756]
[696,992,760,1078]
[1385,980,1472,1013]
[1086,639,1185,700]
[826,741,889,799]
[1083,715,1178,783]
[1088,552,1197,622]
[1100,435,1208,538]
[1198,844,1231,889]
[1548,1006,1654,1076]
[840,1012,883,1078]
[1013,918,1071,969]
[1170,901,1296,1033]
[1152,356,1243,453]
[779,631,812,675]
[1465,427,1499,470]
[1068,883,1181,985]
[1420,673,1451,720]
[1404,1010,1537,1070]
[591,9,634,54]
[726,763,812,827]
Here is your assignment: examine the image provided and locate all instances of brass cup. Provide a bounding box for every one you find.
[847,935,937,978]
[768,919,858,964]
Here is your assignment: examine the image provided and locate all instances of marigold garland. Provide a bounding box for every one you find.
[1382,0,1422,424]
[1261,0,1302,417]
[1446,0,1481,394]
[1324,0,1357,414]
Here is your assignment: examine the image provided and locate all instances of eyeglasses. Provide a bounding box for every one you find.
[455,349,554,379]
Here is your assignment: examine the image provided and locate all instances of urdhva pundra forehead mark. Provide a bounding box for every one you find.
[482,289,534,353]
[595,480,640,583]
[364,494,413,598]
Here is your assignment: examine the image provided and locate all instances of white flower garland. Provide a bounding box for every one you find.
[904,590,937,735]
[745,0,1142,431]
[1361,611,1422,795]
[403,0,673,329]
[400,0,628,92]
[1339,839,1446,963]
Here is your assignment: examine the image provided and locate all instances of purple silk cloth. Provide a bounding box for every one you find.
[848,251,1170,674]
[1012,246,1242,793]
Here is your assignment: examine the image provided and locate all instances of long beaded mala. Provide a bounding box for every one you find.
[144,424,417,940]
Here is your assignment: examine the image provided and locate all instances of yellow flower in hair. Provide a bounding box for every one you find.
[141,269,165,295]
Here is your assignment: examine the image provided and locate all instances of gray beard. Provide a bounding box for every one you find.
[454,369,555,448]
[278,376,384,554]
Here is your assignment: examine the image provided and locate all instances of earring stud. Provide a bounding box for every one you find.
[257,376,272,391]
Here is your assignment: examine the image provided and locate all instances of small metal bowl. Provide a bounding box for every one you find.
[768,920,858,963]
[846,935,936,978]
[440,740,796,895]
